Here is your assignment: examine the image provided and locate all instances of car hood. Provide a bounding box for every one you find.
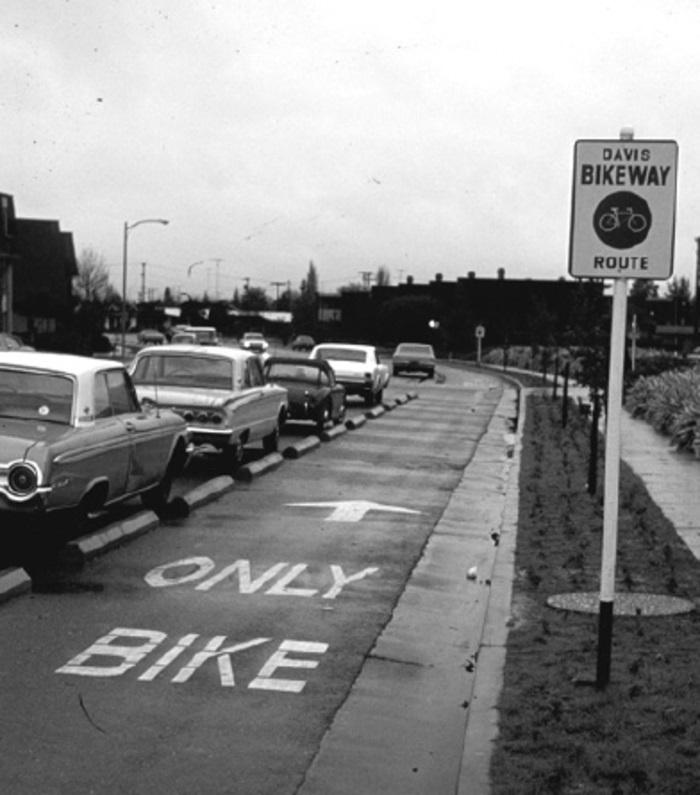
[0,418,71,461]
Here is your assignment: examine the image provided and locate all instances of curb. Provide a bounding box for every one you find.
[345,415,367,430]
[0,567,31,604]
[234,451,285,482]
[365,406,386,420]
[457,384,525,794]
[283,436,322,459]
[59,510,160,565]
[320,424,348,442]
[176,475,235,512]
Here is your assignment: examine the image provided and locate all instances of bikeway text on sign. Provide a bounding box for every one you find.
[569,139,678,280]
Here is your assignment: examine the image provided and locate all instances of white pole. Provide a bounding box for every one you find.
[596,275,628,687]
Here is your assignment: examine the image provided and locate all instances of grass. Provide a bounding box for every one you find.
[490,393,700,795]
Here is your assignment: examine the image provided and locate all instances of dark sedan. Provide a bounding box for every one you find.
[263,357,346,434]
[391,342,436,378]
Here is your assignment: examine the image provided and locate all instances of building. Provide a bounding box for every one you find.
[0,193,77,342]
[317,270,608,353]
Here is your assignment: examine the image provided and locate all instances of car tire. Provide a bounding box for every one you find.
[334,401,347,425]
[263,423,280,454]
[223,438,245,472]
[375,388,384,406]
[141,467,174,514]
[316,402,331,434]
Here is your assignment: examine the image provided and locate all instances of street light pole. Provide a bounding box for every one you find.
[121,218,169,357]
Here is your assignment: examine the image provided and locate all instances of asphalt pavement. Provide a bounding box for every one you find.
[3,377,699,793]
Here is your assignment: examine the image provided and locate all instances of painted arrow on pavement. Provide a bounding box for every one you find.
[286,500,422,522]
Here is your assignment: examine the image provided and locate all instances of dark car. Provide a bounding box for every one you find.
[392,342,436,378]
[0,333,34,352]
[291,334,316,352]
[263,356,346,434]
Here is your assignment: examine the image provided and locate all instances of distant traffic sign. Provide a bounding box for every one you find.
[569,139,678,279]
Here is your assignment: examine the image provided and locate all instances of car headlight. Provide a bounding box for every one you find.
[8,461,40,496]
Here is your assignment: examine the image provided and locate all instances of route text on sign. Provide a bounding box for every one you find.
[56,628,328,692]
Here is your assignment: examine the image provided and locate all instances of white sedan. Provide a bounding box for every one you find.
[129,345,288,471]
[309,343,390,406]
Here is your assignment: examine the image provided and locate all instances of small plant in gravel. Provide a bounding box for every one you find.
[490,394,700,794]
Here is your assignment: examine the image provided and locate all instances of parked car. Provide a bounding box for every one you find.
[0,333,34,351]
[0,352,191,522]
[138,329,166,346]
[391,342,437,378]
[309,343,390,406]
[263,357,346,433]
[180,326,221,345]
[129,345,288,471]
[290,334,316,352]
[241,332,269,354]
[170,332,198,345]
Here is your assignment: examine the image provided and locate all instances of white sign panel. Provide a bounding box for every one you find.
[569,139,678,279]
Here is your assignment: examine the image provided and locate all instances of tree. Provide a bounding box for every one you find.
[376,266,391,286]
[74,247,111,301]
[239,286,270,312]
[665,276,693,325]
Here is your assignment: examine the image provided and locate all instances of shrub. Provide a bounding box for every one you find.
[626,368,700,451]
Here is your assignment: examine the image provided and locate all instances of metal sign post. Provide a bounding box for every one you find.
[568,128,678,689]
[475,325,485,365]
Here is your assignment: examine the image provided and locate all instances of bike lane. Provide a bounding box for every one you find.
[0,370,506,795]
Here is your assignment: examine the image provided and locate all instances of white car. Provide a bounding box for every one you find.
[309,343,390,406]
[129,345,288,471]
[241,332,269,354]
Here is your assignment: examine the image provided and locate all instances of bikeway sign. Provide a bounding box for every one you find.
[569,139,678,280]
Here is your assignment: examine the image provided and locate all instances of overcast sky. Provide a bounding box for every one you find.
[3,0,699,301]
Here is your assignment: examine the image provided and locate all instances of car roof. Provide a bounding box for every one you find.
[0,351,125,376]
[134,344,256,361]
[312,343,374,352]
[265,356,331,370]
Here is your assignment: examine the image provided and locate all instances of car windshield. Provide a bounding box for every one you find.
[313,347,367,363]
[131,354,234,390]
[396,345,434,356]
[0,368,74,424]
[266,362,322,384]
[245,334,263,341]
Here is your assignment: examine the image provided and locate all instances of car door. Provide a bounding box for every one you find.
[240,356,278,440]
[91,371,133,501]
[102,369,172,494]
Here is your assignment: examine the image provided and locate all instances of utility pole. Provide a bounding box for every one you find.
[210,258,222,300]
[139,262,147,304]
[271,281,285,305]
[359,271,374,291]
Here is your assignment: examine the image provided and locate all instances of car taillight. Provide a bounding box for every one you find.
[180,409,224,425]
[8,462,39,496]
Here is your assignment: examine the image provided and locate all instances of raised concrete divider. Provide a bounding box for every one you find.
[175,476,235,513]
[59,510,161,565]
[365,406,386,420]
[345,415,367,430]
[234,451,285,482]
[0,567,31,604]
[320,424,348,442]
[283,436,322,459]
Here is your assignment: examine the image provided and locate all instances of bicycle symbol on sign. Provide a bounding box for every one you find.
[593,191,652,250]
[597,206,648,234]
